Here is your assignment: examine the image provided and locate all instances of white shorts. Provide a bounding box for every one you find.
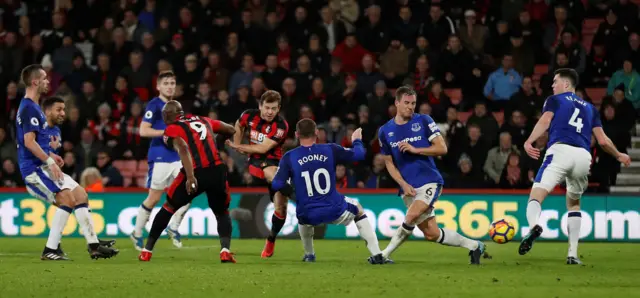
[330,197,360,226]
[147,161,182,190]
[533,143,592,195]
[402,183,443,225]
[24,167,79,204]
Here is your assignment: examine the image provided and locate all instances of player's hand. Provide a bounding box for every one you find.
[186,175,198,195]
[524,142,540,160]
[617,153,632,167]
[51,153,64,167]
[398,142,417,154]
[351,128,362,142]
[49,163,63,182]
[49,136,61,150]
[401,183,416,196]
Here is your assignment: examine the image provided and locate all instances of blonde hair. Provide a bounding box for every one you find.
[80,167,102,188]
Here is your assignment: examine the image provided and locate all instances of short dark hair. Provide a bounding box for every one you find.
[260,90,281,105]
[157,71,176,83]
[554,68,579,87]
[395,85,417,101]
[296,118,317,139]
[20,64,44,87]
[42,97,65,111]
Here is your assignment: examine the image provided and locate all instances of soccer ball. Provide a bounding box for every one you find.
[489,219,515,244]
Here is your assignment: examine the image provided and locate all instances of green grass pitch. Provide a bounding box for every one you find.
[0,238,638,298]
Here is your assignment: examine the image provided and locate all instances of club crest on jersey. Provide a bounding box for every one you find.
[411,123,421,132]
[388,132,394,137]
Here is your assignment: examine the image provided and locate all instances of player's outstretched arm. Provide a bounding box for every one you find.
[228,138,278,154]
[399,135,448,156]
[382,155,416,196]
[208,118,236,136]
[139,121,164,138]
[172,137,198,193]
[232,120,245,145]
[334,128,366,162]
[524,111,554,159]
[271,155,291,192]
[593,127,632,166]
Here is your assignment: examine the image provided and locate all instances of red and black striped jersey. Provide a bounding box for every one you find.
[163,115,223,169]
[238,109,289,161]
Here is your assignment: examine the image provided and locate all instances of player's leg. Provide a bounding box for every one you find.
[261,164,294,258]
[71,185,119,259]
[520,149,567,255]
[330,198,383,264]
[166,161,191,248]
[298,224,316,262]
[382,184,440,258]
[131,162,165,249]
[565,152,589,265]
[25,171,73,260]
[206,168,235,263]
[418,216,484,264]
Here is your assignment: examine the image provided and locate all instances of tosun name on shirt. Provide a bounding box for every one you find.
[298,154,329,165]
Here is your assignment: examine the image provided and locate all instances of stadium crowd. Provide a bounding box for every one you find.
[0,0,638,192]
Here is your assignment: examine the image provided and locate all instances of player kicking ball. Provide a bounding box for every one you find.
[271,119,386,263]
[132,71,190,250]
[139,101,237,262]
[378,86,485,265]
[17,65,118,260]
[520,68,631,265]
[226,91,294,258]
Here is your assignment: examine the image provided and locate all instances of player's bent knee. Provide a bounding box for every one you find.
[72,186,88,204]
[56,190,76,207]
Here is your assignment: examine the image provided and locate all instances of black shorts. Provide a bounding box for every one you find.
[248,158,279,201]
[166,164,230,215]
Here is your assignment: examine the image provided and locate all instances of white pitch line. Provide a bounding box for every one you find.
[0,245,219,257]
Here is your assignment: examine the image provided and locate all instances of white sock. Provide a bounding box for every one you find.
[299,224,315,255]
[169,203,191,231]
[133,204,152,237]
[567,211,582,258]
[46,207,71,250]
[526,200,542,227]
[382,222,413,258]
[74,204,99,244]
[436,228,478,250]
[355,215,381,256]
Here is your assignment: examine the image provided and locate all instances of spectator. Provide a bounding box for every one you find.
[323,57,347,96]
[235,9,267,64]
[607,84,636,143]
[89,103,121,150]
[484,54,523,109]
[585,42,614,87]
[357,5,389,56]
[67,54,96,97]
[607,60,640,108]
[229,54,257,96]
[334,75,366,121]
[544,5,578,57]
[222,32,245,72]
[275,35,292,71]
[153,17,172,47]
[484,132,520,186]
[326,116,346,144]
[308,78,330,123]
[512,9,545,62]
[467,101,500,146]
[220,151,242,187]
[119,101,146,160]
[422,4,456,50]
[447,154,486,188]
[367,81,393,127]
[409,36,438,72]
[485,20,512,59]
[41,11,69,54]
[121,51,152,99]
[261,54,287,93]
[281,77,304,126]
[449,124,490,176]
[76,81,103,123]
[510,31,535,76]
[192,81,215,116]
[526,0,549,23]
[306,34,331,75]
[62,151,80,182]
[52,35,81,76]
[102,27,134,74]
[336,164,356,188]
[80,167,104,192]
[1,81,19,132]
[612,0,639,28]
[1,159,23,187]
[23,35,46,67]
[601,103,628,186]
[443,107,466,151]
[458,10,489,57]
[332,34,371,73]
[287,6,313,52]
[425,81,451,122]
[315,5,348,53]
[122,9,147,45]
[231,83,258,120]
[215,90,236,125]
[501,110,530,148]
[0,32,23,79]
[205,52,230,93]
[96,150,123,187]
[553,30,586,75]
[540,51,572,94]
[594,9,628,56]
[329,0,359,32]
[180,54,202,98]
[0,128,16,162]
[357,54,384,94]
[291,55,315,95]
[137,0,157,32]
[404,55,435,101]
[507,76,543,121]
[357,105,376,143]
[391,6,420,49]
[360,154,397,188]
[614,32,640,69]
[109,75,134,119]
[438,35,478,88]
[94,16,115,47]
[499,152,530,189]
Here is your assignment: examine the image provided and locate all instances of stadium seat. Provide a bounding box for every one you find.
[136,177,147,187]
[112,160,125,171]
[582,34,595,51]
[583,19,601,35]
[444,89,462,105]
[253,65,265,72]
[123,177,133,187]
[585,88,607,101]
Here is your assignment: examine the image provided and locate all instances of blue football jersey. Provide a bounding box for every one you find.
[16,98,48,176]
[40,125,62,155]
[272,140,366,226]
[143,97,179,163]
[378,114,444,192]
[543,92,601,152]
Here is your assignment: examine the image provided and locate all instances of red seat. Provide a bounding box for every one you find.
[123,160,137,172]
[138,160,149,172]
[136,177,148,187]
[585,88,607,101]
[444,89,462,104]
[123,177,133,187]
[112,160,125,171]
